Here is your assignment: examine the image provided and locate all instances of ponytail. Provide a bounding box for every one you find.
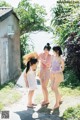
[44,43,51,51]
[26,57,38,73]
[26,61,30,73]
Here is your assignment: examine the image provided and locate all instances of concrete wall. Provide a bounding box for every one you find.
[0,14,21,85]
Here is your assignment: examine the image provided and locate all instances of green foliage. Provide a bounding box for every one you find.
[65,43,80,80]
[0,80,21,110]
[0,0,11,7]
[16,0,47,33]
[20,33,34,69]
[59,86,80,96]
[51,0,80,46]
[51,0,80,87]
[16,0,49,67]
[0,80,16,90]
[61,69,80,87]
[63,105,80,120]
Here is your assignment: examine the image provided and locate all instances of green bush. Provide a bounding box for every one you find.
[61,69,80,87]
[65,43,80,80]
[63,105,80,120]
[20,34,34,69]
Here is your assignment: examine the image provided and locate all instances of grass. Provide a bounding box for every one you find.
[63,105,80,120]
[59,86,80,96]
[35,86,80,116]
[0,80,22,111]
[35,83,80,109]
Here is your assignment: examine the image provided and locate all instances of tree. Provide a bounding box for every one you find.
[16,0,48,34]
[51,0,80,46]
[20,33,34,69]
[51,0,80,84]
[15,0,49,69]
[0,0,11,7]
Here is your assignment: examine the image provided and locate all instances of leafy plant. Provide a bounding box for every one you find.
[63,105,80,120]
[20,33,34,69]
[0,0,11,7]
[51,0,80,86]
[16,0,48,34]
[51,0,80,46]
[61,69,80,87]
[65,43,80,80]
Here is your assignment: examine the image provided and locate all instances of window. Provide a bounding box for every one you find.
[7,25,14,35]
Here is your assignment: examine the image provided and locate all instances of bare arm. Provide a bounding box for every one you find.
[24,71,29,87]
[39,53,51,67]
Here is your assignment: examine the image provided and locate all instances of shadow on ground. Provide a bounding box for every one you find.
[15,105,62,120]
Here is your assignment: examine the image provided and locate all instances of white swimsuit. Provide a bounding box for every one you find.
[27,68,37,90]
[17,68,37,90]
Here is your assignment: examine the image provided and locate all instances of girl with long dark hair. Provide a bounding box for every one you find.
[24,58,38,108]
[39,43,51,106]
[50,46,65,110]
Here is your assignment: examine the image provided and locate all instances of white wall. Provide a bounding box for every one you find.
[0,14,21,85]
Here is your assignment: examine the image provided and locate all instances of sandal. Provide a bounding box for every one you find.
[53,104,60,110]
[32,103,37,106]
[27,105,34,108]
[59,101,63,105]
[41,102,49,106]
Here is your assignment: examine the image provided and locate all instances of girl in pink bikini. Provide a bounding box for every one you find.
[50,46,65,110]
[39,43,51,106]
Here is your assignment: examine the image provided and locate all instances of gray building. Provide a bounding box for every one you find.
[0,7,21,85]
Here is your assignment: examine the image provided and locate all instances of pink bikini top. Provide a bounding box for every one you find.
[39,53,51,69]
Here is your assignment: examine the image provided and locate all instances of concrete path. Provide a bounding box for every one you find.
[2,85,80,120]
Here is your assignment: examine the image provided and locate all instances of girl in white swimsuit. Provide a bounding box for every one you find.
[24,58,38,108]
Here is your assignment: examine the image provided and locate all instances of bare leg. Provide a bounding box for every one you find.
[27,90,34,106]
[50,74,61,109]
[54,88,60,108]
[41,79,49,104]
[52,81,61,108]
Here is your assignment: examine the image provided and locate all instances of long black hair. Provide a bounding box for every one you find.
[52,46,62,56]
[26,58,38,73]
[44,43,51,51]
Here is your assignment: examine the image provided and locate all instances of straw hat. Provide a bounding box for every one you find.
[23,52,38,65]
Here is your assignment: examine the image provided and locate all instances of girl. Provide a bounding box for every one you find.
[24,57,38,108]
[39,43,51,106]
[50,46,65,109]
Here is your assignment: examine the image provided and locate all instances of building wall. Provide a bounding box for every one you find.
[0,14,21,85]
